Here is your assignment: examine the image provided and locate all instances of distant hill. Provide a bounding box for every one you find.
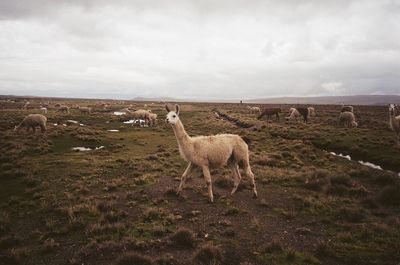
[245,95,400,105]
[132,96,181,102]
[1,94,399,105]
[132,95,400,105]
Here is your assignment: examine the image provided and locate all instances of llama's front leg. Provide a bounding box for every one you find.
[177,163,194,195]
[201,166,214,202]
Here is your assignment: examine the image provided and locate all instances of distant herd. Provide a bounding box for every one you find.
[12,101,158,132]
[7,99,400,202]
[10,100,400,144]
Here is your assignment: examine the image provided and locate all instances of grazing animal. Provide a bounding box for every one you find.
[40,107,47,114]
[339,111,358,127]
[23,101,30,109]
[341,104,354,113]
[165,104,257,202]
[389,104,400,145]
[14,114,47,133]
[100,103,108,110]
[308,107,316,117]
[131,109,151,121]
[148,113,158,126]
[78,106,92,114]
[286,107,312,123]
[286,108,301,123]
[246,105,261,115]
[296,107,310,123]
[258,108,281,121]
[58,105,70,113]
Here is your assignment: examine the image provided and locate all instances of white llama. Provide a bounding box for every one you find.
[165,104,258,202]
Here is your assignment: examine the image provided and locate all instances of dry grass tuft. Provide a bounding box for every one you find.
[116,252,154,265]
[192,244,223,265]
[169,228,196,249]
[376,184,400,206]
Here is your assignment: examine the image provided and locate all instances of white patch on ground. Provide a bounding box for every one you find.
[62,124,67,127]
[80,124,85,126]
[66,120,78,123]
[358,161,383,170]
[123,120,135,124]
[71,147,92,151]
[328,150,400,175]
[113,111,126,116]
[107,129,119,132]
[122,119,148,127]
[71,146,104,151]
[53,123,58,126]
[329,152,351,160]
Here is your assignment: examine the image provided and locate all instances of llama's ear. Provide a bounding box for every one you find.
[165,104,170,113]
[175,104,180,116]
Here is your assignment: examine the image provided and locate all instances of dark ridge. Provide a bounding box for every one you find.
[213,109,253,128]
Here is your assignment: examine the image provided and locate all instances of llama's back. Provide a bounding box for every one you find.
[191,134,249,167]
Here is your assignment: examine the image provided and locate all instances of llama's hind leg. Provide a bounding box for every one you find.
[201,166,214,202]
[243,161,258,198]
[177,163,194,195]
[229,163,242,195]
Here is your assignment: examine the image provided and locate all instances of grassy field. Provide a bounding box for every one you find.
[0,98,400,265]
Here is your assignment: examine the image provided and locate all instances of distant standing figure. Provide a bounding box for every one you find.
[388,104,400,145]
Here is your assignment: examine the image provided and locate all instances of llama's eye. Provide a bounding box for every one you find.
[172,115,176,118]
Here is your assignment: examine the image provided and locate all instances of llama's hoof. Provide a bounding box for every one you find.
[208,197,214,203]
[253,191,258,198]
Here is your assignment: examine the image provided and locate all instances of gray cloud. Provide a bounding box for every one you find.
[0,0,399,99]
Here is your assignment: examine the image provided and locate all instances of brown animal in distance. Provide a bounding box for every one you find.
[258,107,281,121]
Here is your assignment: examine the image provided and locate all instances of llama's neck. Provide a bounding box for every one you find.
[172,120,192,157]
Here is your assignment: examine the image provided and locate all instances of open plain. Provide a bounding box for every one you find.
[0,98,400,265]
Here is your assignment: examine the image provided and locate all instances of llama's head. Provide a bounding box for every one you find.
[389,104,396,116]
[165,104,180,125]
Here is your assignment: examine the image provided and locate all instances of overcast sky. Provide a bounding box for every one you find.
[0,0,399,100]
